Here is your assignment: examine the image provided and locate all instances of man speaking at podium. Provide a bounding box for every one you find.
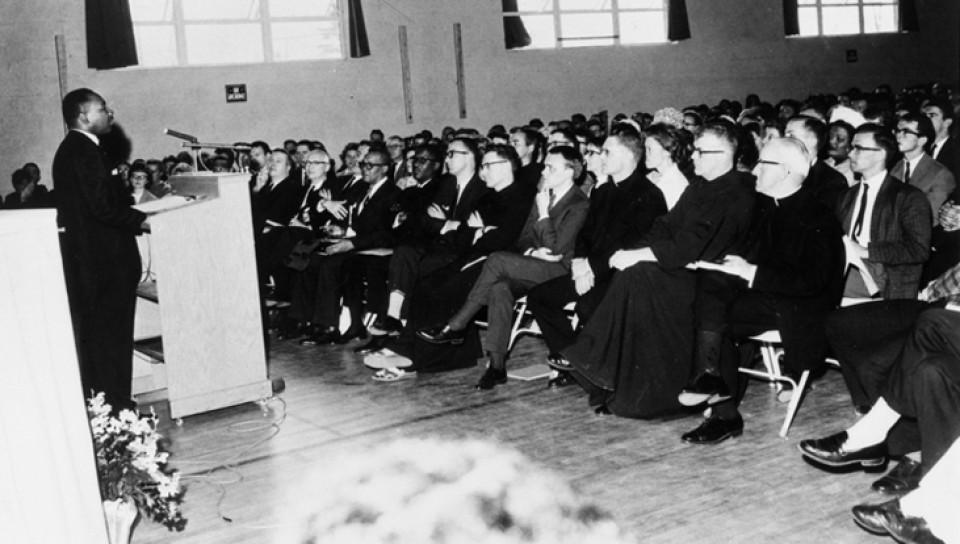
[54,88,147,412]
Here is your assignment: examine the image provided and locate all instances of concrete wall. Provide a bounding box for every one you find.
[1,0,957,196]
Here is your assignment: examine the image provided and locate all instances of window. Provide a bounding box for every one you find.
[797,0,899,36]
[128,0,343,67]
[502,0,668,49]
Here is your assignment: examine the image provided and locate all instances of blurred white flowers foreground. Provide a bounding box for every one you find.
[87,393,187,532]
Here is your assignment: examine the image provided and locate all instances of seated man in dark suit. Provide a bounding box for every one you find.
[252,149,307,290]
[350,143,448,352]
[923,98,960,184]
[363,138,489,338]
[785,115,848,211]
[837,124,932,302]
[824,259,960,495]
[294,148,400,345]
[416,146,590,390]
[800,307,960,514]
[679,137,845,444]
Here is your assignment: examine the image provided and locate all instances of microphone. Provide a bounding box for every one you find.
[164,128,198,143]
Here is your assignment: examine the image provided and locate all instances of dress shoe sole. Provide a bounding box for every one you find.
[682,427,743,445]
[852,515,890,535]
[798,445,888,469]
[677,391,732,407]
[416,333,464,345]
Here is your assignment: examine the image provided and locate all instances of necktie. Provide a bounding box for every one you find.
[356,192,371,217]
[904,161,911,183]
[547,189,556,211]
[851,183,869,243]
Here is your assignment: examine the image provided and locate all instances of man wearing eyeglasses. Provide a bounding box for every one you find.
[679,138,845,443]
[838,124,931,301]
[295,147,400,345]
[893,112,956,223]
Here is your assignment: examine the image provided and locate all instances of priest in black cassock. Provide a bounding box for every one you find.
[679,137,845,444]
[558,121,756,418]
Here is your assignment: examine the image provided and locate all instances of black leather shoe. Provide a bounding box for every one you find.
[299,327,338,346]
[681,415,744,445]
[852,499,944,543]
[368,316,403,337]
[872,458,923,495]
[798,431,888,469]
[677,372,731,406]
[547,370,576,389]
[546,353,574,371]
[594,404,612,415]
[335,327,368,344]
[417,325,465,345]
[475,367,507,390]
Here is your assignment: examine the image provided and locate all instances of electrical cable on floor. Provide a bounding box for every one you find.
[173,396,287,524]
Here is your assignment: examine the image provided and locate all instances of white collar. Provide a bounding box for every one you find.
[72,128,99,146]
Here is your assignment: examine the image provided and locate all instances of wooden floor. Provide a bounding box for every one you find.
[135,331,890,544]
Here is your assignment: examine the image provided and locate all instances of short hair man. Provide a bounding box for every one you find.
[527,132,667,387]
[54,88,147,411]
[839,124,932,300]
[557,121,756,418]
[294,148,401,345]
[893,111,956,221]
[416,146,591,390]
[509,127,543,188]
[785,115,848,210]
[922,98,960,185]
[679,138,845,443]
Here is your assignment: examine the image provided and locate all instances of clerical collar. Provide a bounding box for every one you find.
[71,128,99,146]
[772,185,802,206]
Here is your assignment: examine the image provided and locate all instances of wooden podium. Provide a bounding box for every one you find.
[0,209,109,543]
[135,173,272,418]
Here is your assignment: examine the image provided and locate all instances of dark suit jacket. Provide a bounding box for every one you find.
[838,175,932,299]
[514,186,590,266]
[430,174,490,247]
[454,180,537,262]
[394,175,447,245]
[643,168,756,270]
[54,130,146,303]
[749,187,845,311]
[930,136,960,199]
[350,179,401,250]
[252,176,305,233]
[575,166,668,281]
[806,160,848,211]
[891,154,957,221]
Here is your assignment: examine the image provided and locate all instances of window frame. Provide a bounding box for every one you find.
[129,0,347,69]
[794,0,901,38]
[503,0,670,50]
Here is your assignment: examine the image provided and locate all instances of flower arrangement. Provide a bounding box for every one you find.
[87,393,187,532]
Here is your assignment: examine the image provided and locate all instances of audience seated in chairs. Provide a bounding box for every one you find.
[556,120,756,418]
[528,127,672,389]
[371,144,536,381]
[291,147,400,345]
[359,137,489,344]
[415,145,590,390]
[678,137,845,444]
[128,163,158,205]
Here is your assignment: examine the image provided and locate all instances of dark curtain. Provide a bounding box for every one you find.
[783,0,800,36]
[502,0,531,49]
[899,0,919,32]
[85,0,138,69]
[666,0,691,41]
[347,0,370,58]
